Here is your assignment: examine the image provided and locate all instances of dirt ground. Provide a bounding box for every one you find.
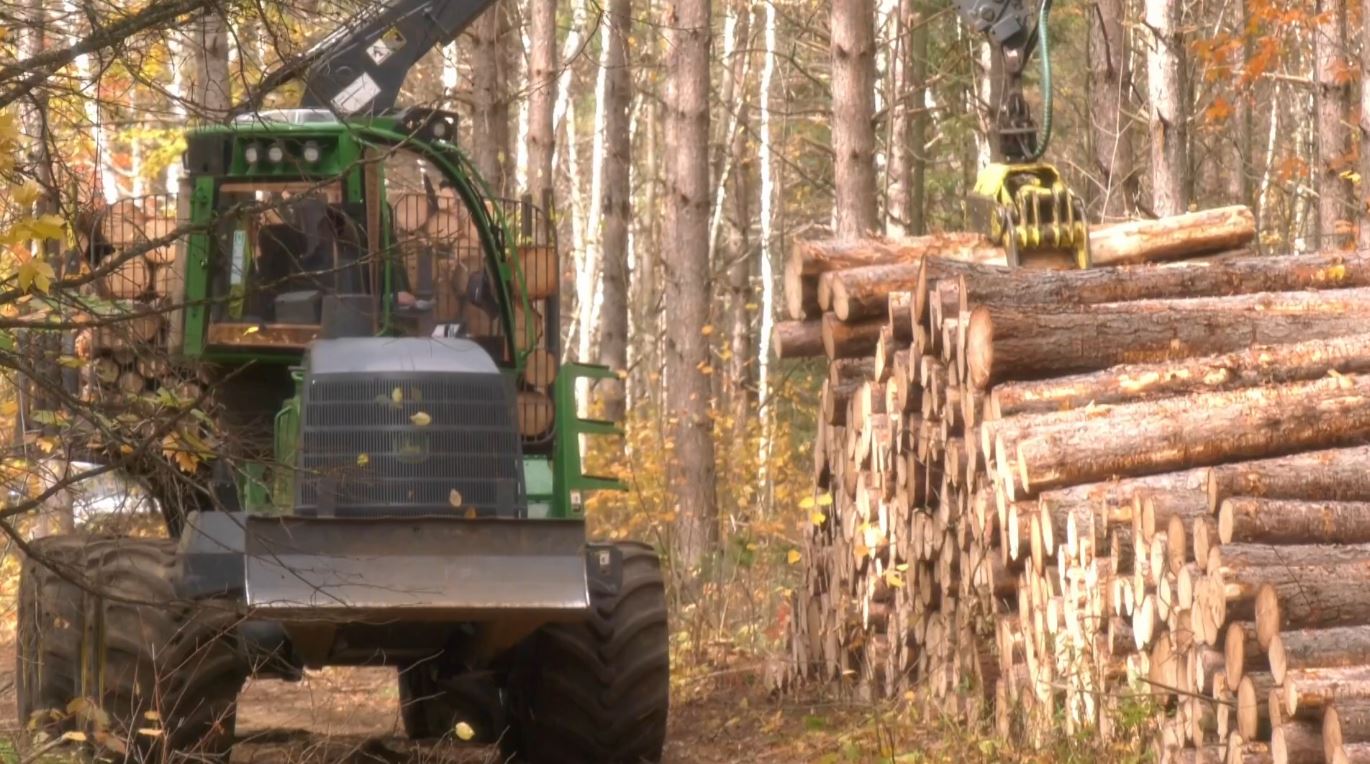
[0,638,923,763]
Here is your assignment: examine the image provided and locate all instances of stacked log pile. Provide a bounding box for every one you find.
[784,204,1370,760]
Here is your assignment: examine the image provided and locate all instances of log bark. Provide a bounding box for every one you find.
[1268,627,1370,685]
[1220,498,1370,546]
[821,314,883,360]
[1285,666,1370,718]
[772,320,824,359]
[786,234,1005,319]
[1325,702,1370,760]
[950,250,1369,321]
[1088,206,1254,265]
[991,333,1370,418]
[1208,447,1370,514]
[966,288,1370,389]
[1272,720,1325,764]
[1221,544,1370,633]
[1010,375,1370,494]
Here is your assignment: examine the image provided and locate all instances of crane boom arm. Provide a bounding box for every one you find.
[233,0,499,118]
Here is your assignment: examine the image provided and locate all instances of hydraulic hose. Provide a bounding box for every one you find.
[1027,0,1054,161]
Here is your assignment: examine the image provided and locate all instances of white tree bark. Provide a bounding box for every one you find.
[756,0,779,472]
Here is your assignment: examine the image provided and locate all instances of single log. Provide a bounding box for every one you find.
[116,369,145,395]
[100,255,150,300]
[523,348,558,388]
[1220,498,1370,546]
[772,321,825,359]
[786,233,1003,320]
[831,264,924,321]
[1269,626,1370,685]
[965,288,1370,389]
[1326,703,1370,761]
[517,391,554,438]
[1285,666,1370,718]
[821,314,884,360]
[1271,720,1325,764]
[1208,447,1370,514]
[946,251,1370,325]
[517,244,558,300]
[990,333,1370,418]
[1221,544,1370,634]
[888,290,914,341]
[1087,206,1254,265]
[101,200,146,246]
[1010,375,1370,495]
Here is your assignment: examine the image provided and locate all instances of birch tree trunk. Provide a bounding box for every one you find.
[594,0,632,421]
[527,0,558,202]
[831,0,880,237]
[1089,0,1134,219]
[663,0,718,576]
[908,4,927,236]
[720,0,753,424]
[469,2,512,196]
[755,0,779,476]
[1315,0,1352,249]
[1145,0,1187,216]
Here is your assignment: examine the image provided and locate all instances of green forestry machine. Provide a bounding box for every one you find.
[16,1,668,761]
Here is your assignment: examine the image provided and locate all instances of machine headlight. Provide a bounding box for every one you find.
[243,143,262,164]
[267,143,286,163]
[302,141,321,163]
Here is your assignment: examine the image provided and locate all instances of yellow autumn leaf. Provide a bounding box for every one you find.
[136,728,164,737]
[62,731,87,742]
[810,511,826,525]
[464,507,478,519]
[786,549,801,565]
[799,495,815,509]
[816,493,833,507]
[243,325,260,335]
[411,411,431,426]
[391,387,403,403]
[17,260,53,294]
[884,570,905,589]
[454,721,475,741]
[143,711,161,721]
[449,489,462,507]
[357,453,369,467]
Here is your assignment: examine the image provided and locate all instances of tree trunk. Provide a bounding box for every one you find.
[468,1,511,196]
[908,2,928,236]
[991,333,1370,418]
[1088,0,1134,219]
[1360,0,1370,249]
[1315,0,1352,249]
[1208,446,1370,514]
[1229,0,1253,207]
[594,0,632,421]
[663,0,717,575]
[965,288,1370,389]
[527,0,558,202]
[831,0,879,237]
[1220,498,1370,546]
[1009,375,1370,494]
[1144,0,1187,215]
[720,0,753,426]
[887,0,925,235]
[189,9,230,120]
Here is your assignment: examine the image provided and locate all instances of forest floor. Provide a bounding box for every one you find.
[0,635,1014,763]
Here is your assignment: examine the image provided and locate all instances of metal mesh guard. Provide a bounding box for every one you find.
[295,372,526,518]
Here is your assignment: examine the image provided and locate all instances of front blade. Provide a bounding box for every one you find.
[243,516,590,621]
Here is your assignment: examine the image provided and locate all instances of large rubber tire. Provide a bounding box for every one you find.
[85,538,247,760]
[16,536,88,737]
[502,542,670,763]
[397,662,506,742]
